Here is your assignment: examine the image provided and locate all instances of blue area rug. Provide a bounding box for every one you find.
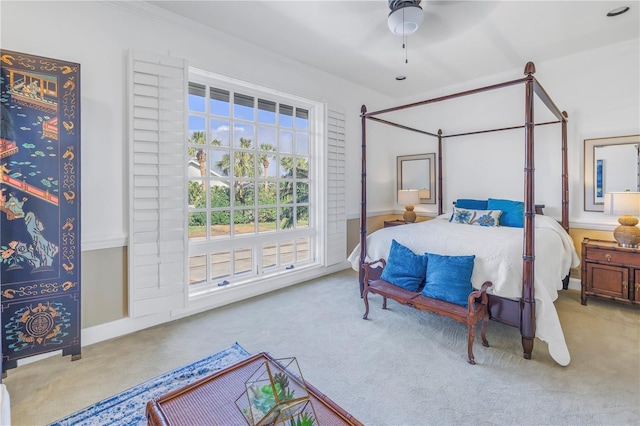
[49,342,250,426]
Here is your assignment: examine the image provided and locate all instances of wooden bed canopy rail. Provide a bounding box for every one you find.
[359,62,569,360]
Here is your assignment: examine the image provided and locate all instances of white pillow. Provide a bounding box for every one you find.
[450,207,502,227]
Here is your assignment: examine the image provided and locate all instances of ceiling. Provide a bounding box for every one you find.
[146,1,640,99]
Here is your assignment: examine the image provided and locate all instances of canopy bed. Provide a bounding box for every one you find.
[350,62,579,366]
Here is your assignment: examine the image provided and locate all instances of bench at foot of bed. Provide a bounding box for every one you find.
[362,259,492,365]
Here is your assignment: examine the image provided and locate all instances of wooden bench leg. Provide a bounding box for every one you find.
[382,295,387,310]
[467,322,476,365]
[481,313,490,347]
[362,289,370,320]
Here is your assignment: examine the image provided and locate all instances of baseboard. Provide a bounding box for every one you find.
[567,277,581,291]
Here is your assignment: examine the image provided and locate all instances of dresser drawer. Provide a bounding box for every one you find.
[585,247,640,266]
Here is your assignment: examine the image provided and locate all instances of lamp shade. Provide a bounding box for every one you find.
[398,189,420,205]
[603,192,640,216]
[387,4,424,36]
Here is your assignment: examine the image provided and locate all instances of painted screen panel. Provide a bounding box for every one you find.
[0,50,81,373]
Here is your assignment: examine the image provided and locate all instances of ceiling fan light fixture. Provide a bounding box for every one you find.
[607,6,630,17]
[387,2,424,36]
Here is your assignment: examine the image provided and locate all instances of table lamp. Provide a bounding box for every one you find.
[604,191,640,248]
[398,189,420,223]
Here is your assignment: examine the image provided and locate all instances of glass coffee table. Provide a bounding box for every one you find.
[146,352,363,425]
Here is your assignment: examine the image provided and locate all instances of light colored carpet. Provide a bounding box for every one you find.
[5,269,640,425]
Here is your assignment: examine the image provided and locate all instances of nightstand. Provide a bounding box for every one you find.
[581,238,640,306]
[383,220,408,228]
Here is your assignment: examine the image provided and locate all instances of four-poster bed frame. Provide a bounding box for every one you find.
[358,62,569,360]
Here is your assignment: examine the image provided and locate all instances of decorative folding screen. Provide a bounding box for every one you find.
[0,50,81,373]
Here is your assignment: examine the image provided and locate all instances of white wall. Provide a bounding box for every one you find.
[0,0,392,250]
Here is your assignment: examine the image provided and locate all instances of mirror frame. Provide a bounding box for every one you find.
[584,134,640,212]
[397,153,436,204]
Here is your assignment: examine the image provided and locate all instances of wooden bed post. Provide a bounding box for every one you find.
[438,129,443,215]
[562,111,569,231]
[522,62,536,359]
[359,105,368,296]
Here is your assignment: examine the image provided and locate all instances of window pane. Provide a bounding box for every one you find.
[234,209,255,235]
[296,132,308,154]
[296,206,308,228]
[234,247,253,275]
[210,210,230,239]
[234,93,254,121]
[210,250,231,281]
[210,182,230,208]
[210,150,231,177]
[189,148,207,181]
[296,237,309,261]
[280,130,293,153]
[188,116,205,140]
[279,182,293,204]
[295,108,308,130]
[280,207,293,229]
[258,153,277,179]
[280,104,293,128]
[210,87,230,117]
[258,208,276,233]
[257,126,276,148]
[189,255,206,284]
[233,152,255,178]
[235,182,255,206]
[280,240,294,265]
[258,182,276,205]
[262,243,277,269]
[188,212,206,240]
[188,179,206,208]
[258,99,276,124]
[279,156,294,179]
[188,82,205,112]
[296,182,309,204]
[210,118,230,147]
[234,124,254,148]
[296,157,309,179]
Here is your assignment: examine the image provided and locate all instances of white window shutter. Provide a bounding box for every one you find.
[325,109,346,266]
[128,50,188,317]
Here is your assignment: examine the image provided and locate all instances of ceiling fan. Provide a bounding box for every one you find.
[387,0,424,36]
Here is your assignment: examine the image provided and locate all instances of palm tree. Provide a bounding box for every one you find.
[258,143,275,189]
[188,130,207,189]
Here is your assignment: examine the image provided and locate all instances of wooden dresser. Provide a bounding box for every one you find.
[581,238,640,305]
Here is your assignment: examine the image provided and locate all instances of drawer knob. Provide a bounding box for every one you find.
[605,253,612,262]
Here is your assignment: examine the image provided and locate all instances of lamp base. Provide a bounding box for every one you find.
[403,205,416,223]
[613,215,640,248]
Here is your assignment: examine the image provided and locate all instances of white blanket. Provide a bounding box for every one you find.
[347,214,580,366]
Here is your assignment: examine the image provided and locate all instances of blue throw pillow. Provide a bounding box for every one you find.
[487,198,524,228]
[421,253,475,307]
[455,199,488,210]
[380,240,427,292]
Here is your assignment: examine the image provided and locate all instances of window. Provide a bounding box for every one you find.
[186,71,318,294]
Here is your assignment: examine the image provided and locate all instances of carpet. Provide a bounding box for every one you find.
[49,342,251,426]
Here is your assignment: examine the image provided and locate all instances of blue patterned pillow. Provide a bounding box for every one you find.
[455,199,488,210]
[450,207,502,227]
[421,253,475,307]
[487,198,524,228]
[380,240,427,292]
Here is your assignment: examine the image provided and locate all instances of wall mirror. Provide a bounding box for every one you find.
[397,153,436,204]
[584,134,640,211]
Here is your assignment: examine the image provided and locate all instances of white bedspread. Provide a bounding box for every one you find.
[347,214,580,366]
